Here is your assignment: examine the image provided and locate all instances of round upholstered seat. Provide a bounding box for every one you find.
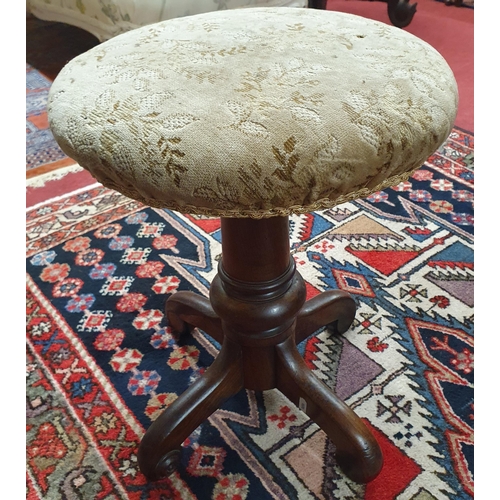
[48,7,458,218]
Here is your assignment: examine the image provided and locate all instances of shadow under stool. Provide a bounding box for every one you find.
[47,6,458,485]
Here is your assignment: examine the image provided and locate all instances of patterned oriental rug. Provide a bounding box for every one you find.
[26,63,76,176]
[26,127,474,500]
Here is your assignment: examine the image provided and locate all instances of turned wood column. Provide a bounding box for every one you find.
[219,217,291,282]
[210,216,306,391]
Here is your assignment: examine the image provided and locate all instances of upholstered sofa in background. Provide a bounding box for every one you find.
[28,0,309,41]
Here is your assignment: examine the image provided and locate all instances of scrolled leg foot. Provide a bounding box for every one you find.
[276,336,383,484]
[166,291,223,344]
[155,449,181,478]
[295,290,356,345]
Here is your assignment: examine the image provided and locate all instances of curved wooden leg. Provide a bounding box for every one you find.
[166,291,223,344]
[295,290,356,345]
[276,336,383,484]
[138,337,243,480]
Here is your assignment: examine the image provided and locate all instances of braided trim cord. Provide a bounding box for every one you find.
[91,167,419,219]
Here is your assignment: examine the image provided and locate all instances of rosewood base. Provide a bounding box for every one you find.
[137,216,383,484]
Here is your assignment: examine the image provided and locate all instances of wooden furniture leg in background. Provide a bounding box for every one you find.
[309,0,417,28]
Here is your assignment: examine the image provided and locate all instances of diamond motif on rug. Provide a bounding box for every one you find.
[332,269,376,297]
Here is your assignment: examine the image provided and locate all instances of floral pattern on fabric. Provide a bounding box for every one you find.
[48,8,458,218]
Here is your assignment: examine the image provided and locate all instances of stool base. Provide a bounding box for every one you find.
[137,216,383,484]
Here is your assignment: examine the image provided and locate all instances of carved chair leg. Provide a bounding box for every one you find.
[295,290,356,345]
[275,335,383,484]
[138,337,243,480]
[166,291,223,344]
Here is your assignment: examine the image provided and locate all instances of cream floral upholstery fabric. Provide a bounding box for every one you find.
[48,8,458,218]
[28,0,307,41]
